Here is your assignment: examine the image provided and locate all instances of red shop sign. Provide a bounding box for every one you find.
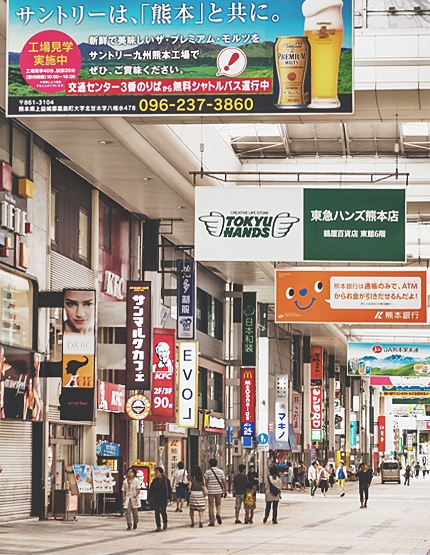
[310,387,322,430]
[311,347,323,382]
[150,328,176,423]
[378,415,386,452]
[97,380,125,412]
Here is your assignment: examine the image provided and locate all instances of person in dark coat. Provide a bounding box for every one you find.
[356,463,372,508]
[149,467,172,531]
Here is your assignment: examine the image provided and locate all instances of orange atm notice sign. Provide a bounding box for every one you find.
[275,269,427,324]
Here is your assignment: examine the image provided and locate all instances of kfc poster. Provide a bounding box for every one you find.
[150,328,176,422]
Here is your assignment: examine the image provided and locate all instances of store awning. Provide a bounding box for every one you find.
[268,425,297,451]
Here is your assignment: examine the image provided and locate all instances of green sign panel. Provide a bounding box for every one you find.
[242,292,256,367]
[311,430,323,442]
[303,188,405,262]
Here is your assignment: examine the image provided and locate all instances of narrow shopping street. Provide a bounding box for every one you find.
[1,477,429,555]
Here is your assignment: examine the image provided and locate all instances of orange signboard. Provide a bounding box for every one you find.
[310,347,323,381]
[275,269,427,324]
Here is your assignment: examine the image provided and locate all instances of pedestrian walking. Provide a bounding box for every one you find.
[298,461,307,491]
[336,460,347,497]
[247,464,259,507]
[308,461,317,497]
[404,464,411,486]
[263,466,282,524]
[122,467,141,531]
[148,466,172,532]
[244,482,256,524]
[204,458,227,527]
[422,464,427,478]
[286,463,294,490]
[356,463,372,508]
[415,461,421,478]
[188,465,206,528]
[293,463,299,490]
[318,463,329,497]
[233,464,248,523]
[172,461,188,513]
[328,464,336,487]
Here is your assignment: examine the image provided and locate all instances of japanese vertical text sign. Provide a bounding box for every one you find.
[177,260,195,340]
[7,0,353,117]
[60,290,96,422]
[240,368,255,437]
[126,282,151,390]
[275,269,427,324]
[292,393,302,434]
[378,415,386,452]
[310,387,322,431]
[275,375,288,443]
[310,346,323,382]
[178,341,198,427]
[242,292,256,367]
[151,328,177,422]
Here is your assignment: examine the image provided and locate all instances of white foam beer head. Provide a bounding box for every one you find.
[302,0,343,28]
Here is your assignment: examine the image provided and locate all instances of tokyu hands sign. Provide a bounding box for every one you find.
[195,186,405,262]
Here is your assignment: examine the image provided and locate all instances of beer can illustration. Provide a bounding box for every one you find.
[274,36,311,109]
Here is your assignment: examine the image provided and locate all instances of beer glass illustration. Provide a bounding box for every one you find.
[302,0,344,109]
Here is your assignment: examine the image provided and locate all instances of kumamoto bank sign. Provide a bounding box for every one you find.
[195,186,405,263]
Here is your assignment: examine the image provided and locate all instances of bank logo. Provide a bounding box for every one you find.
[199,211,300,239]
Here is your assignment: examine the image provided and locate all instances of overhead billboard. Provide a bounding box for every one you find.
[7,0,352,117]
[195,187,405,262]
[348,343,430,377]
[275,269,427,324]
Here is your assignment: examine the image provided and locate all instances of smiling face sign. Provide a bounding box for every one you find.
[275,269,427,324]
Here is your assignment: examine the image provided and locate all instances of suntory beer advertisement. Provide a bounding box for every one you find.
[275,269,427,324]
[7,0,353,116]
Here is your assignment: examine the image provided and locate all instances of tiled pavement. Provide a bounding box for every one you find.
[1,477,429,555]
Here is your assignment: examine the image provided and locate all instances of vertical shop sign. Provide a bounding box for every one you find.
[292,394,302,434]
[310,346,323,382]
[350,413,357,447]
[310,387,322,431]
[61,289,96,421]
[126,282,151,390]
[177,260,195,340]
[151,328,176,423]
[378,416,386,452]
[242,292,257,367]
[275,375,289,443]
[167,439,183,481]
[178,341,198,428]
[240,368,255,437]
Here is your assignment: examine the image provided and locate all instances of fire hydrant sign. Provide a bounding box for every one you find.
[7,0,353,116]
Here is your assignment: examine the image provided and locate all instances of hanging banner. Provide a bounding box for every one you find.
[335,406,345,434]
[378,415,386,452]
[150,328,176,422]
[61,289,96,421]
[7,0,353,117]
[276,269,427,324]
[275,375,288,443]
[240,368,255,437]
[292,393,302,434]
[195,187,405,262]
[310,346,323,382]
[126,282,151,389]
[177,341,198,428]
[242,291,256,367]
[97,381,125,412]
[177,260,195,340]
[310,387,322,431]
[350,413,357,447]
[348,342,430,377]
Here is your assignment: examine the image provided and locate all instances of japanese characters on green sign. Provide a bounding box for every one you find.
[242,292,256,367]
[303,188,405,262]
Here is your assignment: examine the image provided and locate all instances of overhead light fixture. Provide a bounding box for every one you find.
[98,140,112,145]
[141,177,151,181]
[414,5,422,11]
[176,205,184,210]
[388,6,396,11]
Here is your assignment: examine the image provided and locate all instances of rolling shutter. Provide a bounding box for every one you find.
[0,421,32,518]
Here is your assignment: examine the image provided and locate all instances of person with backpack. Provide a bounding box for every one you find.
[172,461,188,513]
[336,460,347,497]
[244,482,256,524]
[233,464,248,524]
[263,466,282,524]
[204,458,227,526]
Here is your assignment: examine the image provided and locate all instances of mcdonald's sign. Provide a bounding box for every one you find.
[241,368,255,437]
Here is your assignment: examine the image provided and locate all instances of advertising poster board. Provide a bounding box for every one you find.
[7,0,353,117]
[276,269,427,324]
[73,464,93,493]
[348,343,430,377]
[93,465,114,494]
